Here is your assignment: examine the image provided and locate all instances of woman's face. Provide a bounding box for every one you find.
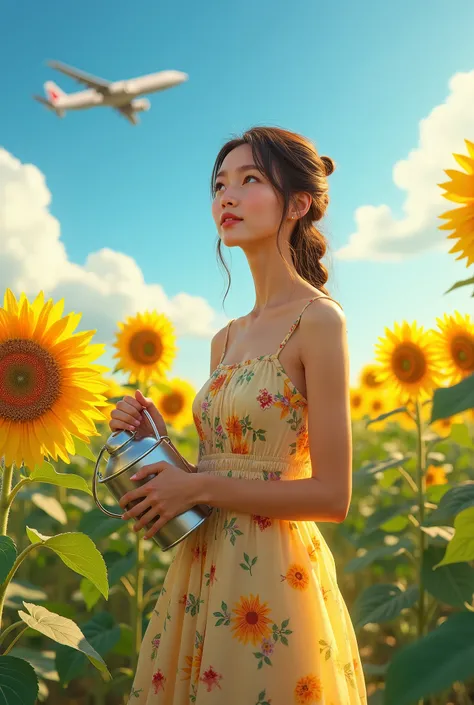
[212,144,285,248]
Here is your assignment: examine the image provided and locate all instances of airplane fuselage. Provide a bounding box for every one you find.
[49,70,187,111]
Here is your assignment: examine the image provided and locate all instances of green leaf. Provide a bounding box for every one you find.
[358,456,412,477]
[424,482,474,526]
[104,550,136,587]
[9,648,58,682]
[366,406,408,426]
[365,502,414,534]
[31,493,67,524]
[0,536,17,585]
[449,423,473,448]
[384,611,474,705]
[18,603,110,679]
[28,462,92,496]
[445,275,474,294]
[431,374,474,422]
[422,545,474,609]
[55,612,120,685]
[71,436,96,462]
[78,508,125,541]
[0,655,38,705]
[26,528,108,599]
[352,584,419,629]
[434,507,474,568]
[344,538,412,574]
[111,624,133,657]
[80,578,101,611]
[380,515,410,533]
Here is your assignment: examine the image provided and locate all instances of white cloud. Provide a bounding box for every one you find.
[0,148,224,345]
[336,70,474,261]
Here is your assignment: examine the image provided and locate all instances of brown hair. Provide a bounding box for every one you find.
[210,126,335,303]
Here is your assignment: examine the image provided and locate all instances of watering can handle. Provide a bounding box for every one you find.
[92,409,162,518]
[92,445,123,519]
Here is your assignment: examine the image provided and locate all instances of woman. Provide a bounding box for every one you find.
[111,126,367,704]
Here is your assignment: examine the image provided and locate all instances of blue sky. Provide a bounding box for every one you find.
[1,0,473,390]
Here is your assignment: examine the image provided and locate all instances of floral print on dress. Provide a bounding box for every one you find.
[127,296,366,705]
[294,674,323,703]
[231,594,273,646]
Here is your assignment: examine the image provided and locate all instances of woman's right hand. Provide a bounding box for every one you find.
[109,389,168,440]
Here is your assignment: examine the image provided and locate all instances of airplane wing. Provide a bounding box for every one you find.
[47,60,110,93]
[116,106,139,125]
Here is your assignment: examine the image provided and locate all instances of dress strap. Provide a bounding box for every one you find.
[275,295,343,358]
[219,319,235,364]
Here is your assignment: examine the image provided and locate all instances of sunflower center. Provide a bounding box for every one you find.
[295,572,303,580]
[352,394,362,408]
[392,343,427,384]
[162,391,184,416]
[0,339,61,421]
[246,611,258,625]
[450,335,474,371]
[363,371,380,388]
[372,400,382,412]
[129,330,163,365]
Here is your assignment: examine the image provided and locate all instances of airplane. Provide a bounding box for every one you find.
[33,60,188,125]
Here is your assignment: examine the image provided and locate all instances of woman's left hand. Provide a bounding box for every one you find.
[119,462,203,539]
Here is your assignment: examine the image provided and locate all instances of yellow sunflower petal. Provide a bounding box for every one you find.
[0,290,109,469]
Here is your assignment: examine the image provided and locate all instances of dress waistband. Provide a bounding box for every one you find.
[197,453,311,481]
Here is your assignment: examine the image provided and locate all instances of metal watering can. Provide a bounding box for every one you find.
[92,409,212,551]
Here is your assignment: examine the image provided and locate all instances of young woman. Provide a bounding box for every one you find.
[111,126,367,704]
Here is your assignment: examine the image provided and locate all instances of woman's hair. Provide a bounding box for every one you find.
[210,126,336,303]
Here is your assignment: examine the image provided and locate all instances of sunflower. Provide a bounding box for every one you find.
[432,312,474,385]
[98,377,130,424]
[359,363,384,390]
[425,465,448,487]
[438,139,474,268]
[294,674,322,704]
[149,377,195,431]
[349,387,365,421]
[231,594,272,646]
[374,321,444,402]
[0,289,109,470]
[113,310,177,384]
[427,406,466,437]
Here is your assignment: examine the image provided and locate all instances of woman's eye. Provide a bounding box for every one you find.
[214,174,258,195]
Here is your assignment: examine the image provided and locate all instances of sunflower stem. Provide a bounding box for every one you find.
[0,620,25,649]
[415,399,428,705]
[0,543,38,629]
[0,462,15,535]
[2,625,28,655]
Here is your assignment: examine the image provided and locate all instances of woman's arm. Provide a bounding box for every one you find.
[195,300,352,522]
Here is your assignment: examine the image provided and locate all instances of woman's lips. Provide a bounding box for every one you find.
[221,219,243,229]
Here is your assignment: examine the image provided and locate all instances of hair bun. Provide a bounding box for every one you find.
[320,155,335,177]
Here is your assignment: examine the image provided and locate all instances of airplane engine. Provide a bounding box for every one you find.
[132,98,150,112]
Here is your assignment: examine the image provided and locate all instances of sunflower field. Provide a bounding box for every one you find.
[0,141,473,705]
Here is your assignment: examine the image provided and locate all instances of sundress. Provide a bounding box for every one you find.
[127,295,367,705]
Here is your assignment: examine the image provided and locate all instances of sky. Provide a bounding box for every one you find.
[1,0,473,392]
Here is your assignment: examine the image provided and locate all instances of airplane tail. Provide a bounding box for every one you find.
[44,80,65,103]
[33,81,66,117]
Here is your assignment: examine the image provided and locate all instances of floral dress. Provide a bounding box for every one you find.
[127,295,367,705]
